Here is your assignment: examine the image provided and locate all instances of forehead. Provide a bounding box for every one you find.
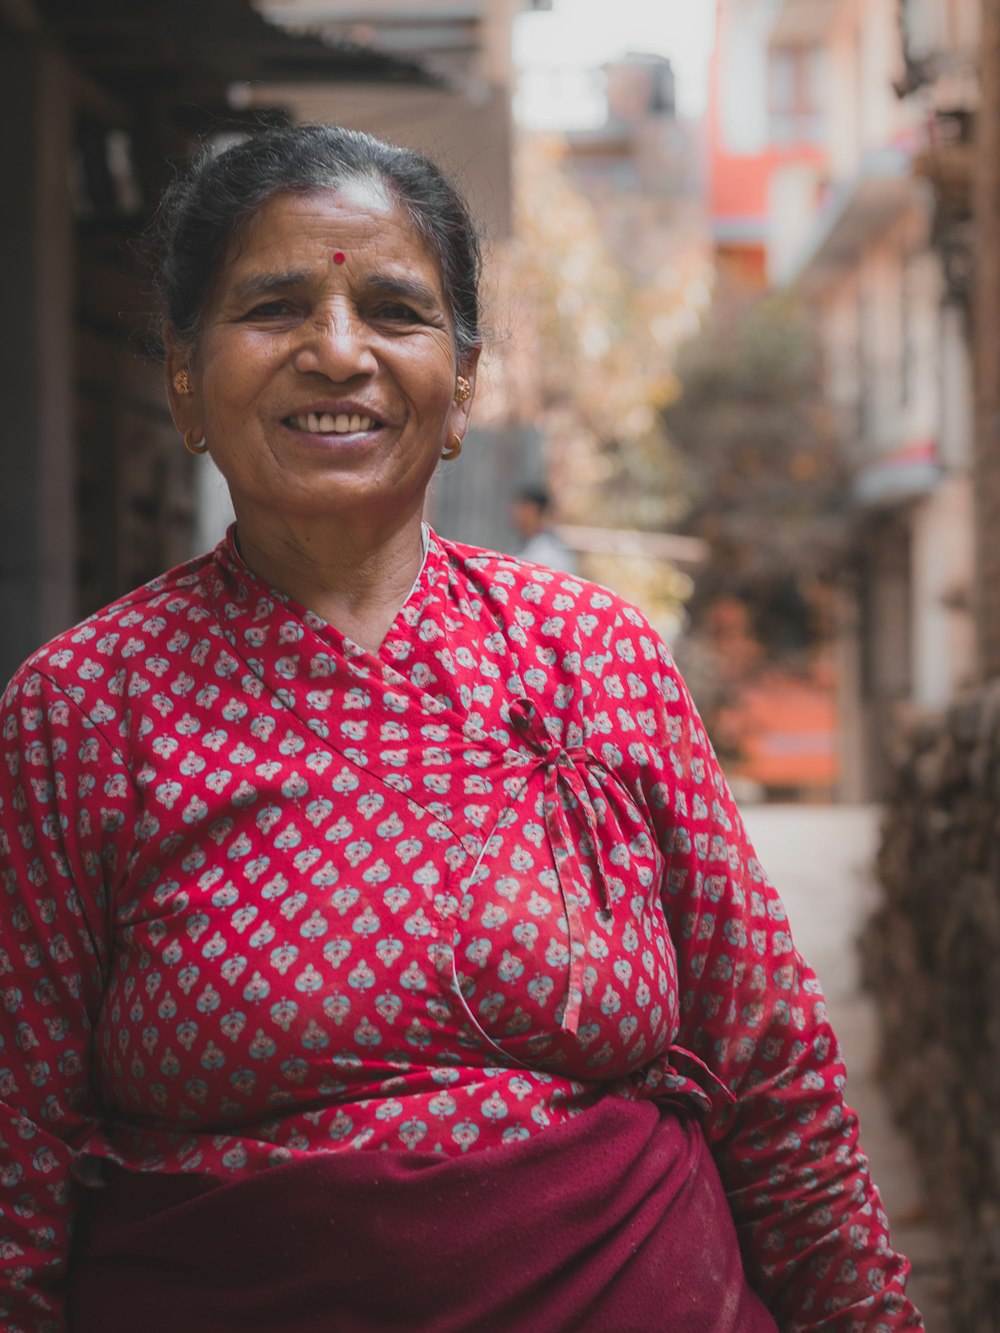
[221,185,441,285]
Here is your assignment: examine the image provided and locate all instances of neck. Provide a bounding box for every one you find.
[232,508,426,655]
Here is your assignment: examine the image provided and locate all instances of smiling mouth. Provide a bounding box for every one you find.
[286,411,377,434]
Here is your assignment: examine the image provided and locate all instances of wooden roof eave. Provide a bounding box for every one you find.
[37,0,442,119]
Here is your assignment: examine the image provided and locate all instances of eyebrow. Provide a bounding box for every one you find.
[229,270,312,305]
[228,268,444,312]
[364,274,444,311]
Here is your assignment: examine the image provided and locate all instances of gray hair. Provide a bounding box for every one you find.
[154,123,483,359]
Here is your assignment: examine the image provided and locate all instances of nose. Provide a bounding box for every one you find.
[292,305,377,380]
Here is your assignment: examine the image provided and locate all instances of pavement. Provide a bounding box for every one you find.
[740,804,953,1332]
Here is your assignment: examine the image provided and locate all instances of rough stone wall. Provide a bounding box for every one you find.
[866,684,1000,1332]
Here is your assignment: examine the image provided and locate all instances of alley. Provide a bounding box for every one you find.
[741,804,952,1331]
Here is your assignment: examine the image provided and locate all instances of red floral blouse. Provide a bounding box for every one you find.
[0,529,920,1330]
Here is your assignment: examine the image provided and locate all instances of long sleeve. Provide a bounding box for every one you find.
[0,665,132,1331]
[589,603,921,1331]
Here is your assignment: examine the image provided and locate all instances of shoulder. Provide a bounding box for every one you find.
[3,547,221,707]
[439,532,608,619]
[434,535,701,787]
[434,532,679,677]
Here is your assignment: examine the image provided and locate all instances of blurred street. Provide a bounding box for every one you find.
[742,804,952,1331]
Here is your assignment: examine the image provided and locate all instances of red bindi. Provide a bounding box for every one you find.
[333,250,346,265]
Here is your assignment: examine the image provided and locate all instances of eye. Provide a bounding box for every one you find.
[241,299,297,320]
[371,301,423,324]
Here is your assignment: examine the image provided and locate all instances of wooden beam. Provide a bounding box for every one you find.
[0,31,76,681]
[0,0,41,33]
[554,524,709,565]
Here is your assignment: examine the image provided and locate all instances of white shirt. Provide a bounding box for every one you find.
[517,530,579,575]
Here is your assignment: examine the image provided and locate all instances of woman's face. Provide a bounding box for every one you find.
[166,182,478,537]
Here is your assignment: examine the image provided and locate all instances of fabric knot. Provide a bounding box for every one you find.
[508,696,616,1037]
[508,696,542,741]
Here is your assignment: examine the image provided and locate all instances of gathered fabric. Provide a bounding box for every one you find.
[69,1097,777,1333]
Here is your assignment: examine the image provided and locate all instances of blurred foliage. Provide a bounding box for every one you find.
[664,292,849,756]
[665,291,848,648]
[509,135,710,632]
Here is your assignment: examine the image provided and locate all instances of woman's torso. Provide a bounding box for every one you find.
[44,531,707,1180]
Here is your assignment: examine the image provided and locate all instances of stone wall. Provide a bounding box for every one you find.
[865,684,1000,1331]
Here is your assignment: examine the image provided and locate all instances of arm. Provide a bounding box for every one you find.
[597,606,921,1331]
[0,665,126,1331]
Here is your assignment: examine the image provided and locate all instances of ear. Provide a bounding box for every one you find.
[163,324,203,438]
[450,344,482,436]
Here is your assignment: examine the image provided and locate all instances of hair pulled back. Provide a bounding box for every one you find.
[155,124,483,359]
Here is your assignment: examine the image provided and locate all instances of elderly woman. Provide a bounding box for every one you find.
[0,125,921,1332]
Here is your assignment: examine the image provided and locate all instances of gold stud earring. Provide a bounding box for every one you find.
[173,369,192,395]
[441,434,463,461]
[454,376,471,404]
[184,428,208,456]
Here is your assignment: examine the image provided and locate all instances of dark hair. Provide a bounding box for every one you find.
[515,486,551,513]
[154,124,483,358]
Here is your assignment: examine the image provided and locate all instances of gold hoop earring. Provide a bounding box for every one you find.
[173,369,192,395]
[441,434,463,461]
[184,428,208,456]
[454,376,471,404]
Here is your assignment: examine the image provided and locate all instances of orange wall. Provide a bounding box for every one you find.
[707,0,827,236]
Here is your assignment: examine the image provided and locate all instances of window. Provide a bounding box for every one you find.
[768,46,823,144]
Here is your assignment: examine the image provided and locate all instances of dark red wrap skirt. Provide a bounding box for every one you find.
[68,1097,778,1332]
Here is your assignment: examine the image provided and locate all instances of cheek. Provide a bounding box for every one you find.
[202,379,272,441]
[200,334,280,406]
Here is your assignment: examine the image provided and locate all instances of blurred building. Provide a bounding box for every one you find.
[709,0,980,799]
[562,53,703,282]
[0,0,538,685]
[787,0,978,800]
[699,0,842,799]
[437,42,704,557]
[252,0,538,243]
[707,0,829,290]
[492,48,712,605]
[847,7,1000,1324]
[550,52,707,508]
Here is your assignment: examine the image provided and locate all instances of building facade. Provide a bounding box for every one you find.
[714,0,980,798]
[708,0,829,290]
[855,6,1000,1324]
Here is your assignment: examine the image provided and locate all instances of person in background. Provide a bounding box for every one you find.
[0,123,923,1332]
[509,483,579,574]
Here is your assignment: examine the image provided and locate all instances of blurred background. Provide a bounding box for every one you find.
[2,0,998,1325]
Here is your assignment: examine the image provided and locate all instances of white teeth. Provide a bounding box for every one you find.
[290,413,374,434]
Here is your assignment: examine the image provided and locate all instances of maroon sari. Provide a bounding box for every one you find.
[68,1097,777,1332]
